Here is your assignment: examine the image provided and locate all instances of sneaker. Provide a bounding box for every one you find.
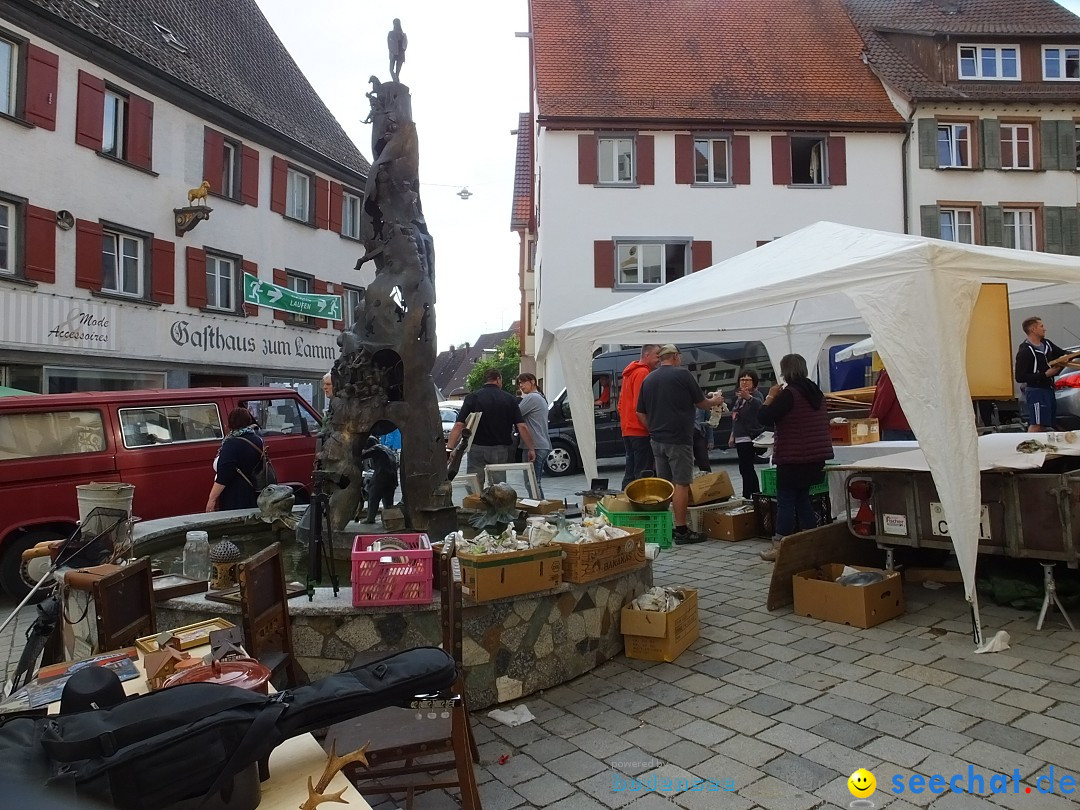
[673,529,708,545]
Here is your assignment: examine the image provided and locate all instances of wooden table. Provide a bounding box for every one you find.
[45,645,373,810]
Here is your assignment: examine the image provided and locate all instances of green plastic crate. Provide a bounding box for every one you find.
[596,503,674,549]
[759,466,829,497]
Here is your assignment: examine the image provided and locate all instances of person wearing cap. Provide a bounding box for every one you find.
[636,344,723,544]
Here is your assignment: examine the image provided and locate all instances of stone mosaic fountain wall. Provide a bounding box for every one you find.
[158,566,652,709]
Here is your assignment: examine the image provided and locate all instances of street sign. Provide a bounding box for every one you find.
[243,273,342,320]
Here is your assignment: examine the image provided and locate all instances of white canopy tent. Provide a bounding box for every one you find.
[553,222,1080,644]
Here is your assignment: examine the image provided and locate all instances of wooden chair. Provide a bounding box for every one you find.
[92,557,155,652]
[237,543,302,688]
[324,540,481,809]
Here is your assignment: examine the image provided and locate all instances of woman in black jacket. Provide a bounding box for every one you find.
[728,367,765,499]
[205,407,264,511]
[757,354,833,561]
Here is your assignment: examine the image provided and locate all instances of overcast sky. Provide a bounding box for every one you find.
[256,0,1080,353]
[255,0,530,352]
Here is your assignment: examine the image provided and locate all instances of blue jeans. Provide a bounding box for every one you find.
[776,485,817,537]
[525,452,546,499]
[622,436,654,489]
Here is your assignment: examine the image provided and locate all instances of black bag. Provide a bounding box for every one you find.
[0,647,455,810]
[237,436,277,491]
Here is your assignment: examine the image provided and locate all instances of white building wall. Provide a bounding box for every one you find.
[533,128,905,391]
[0,23,371,389]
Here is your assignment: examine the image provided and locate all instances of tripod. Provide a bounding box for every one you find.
[306,470,342,601]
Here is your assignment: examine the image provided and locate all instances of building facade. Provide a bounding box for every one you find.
[0,0,372,407]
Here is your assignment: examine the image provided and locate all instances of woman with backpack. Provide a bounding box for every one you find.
[205,407,265,511]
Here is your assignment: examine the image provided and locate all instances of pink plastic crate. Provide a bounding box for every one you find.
[351,533,434,607]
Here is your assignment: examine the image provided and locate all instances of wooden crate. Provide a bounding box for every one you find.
[558,528,646,584]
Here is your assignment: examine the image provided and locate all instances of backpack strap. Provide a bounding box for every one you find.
[233,435,265,490]
[195,696,289,807]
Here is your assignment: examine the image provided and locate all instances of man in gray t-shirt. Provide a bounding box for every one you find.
[516,373,550,498]
[637,344,722,544]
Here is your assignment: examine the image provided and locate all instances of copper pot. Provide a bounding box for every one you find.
[162,657,272,694]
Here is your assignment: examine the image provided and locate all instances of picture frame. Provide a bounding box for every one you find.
[135,618,235,653]
[151,574,209,602]
[204,581,307,605]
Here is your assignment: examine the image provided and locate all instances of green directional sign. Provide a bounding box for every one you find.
[243,273,342,320]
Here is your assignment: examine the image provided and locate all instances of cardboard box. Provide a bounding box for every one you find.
[559,528,646,584]
[517,498,563,515]
[600,493,635,513]
[457,546,562,602]
[829,418,880,446]
[621,589,699,662]
[792,564,905,628]
[688,471,735,505]
[703,503,758,541]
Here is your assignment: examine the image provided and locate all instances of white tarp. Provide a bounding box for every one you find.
[553,221,1080,643]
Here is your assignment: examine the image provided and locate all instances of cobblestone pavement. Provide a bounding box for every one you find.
[4,455,1079,809]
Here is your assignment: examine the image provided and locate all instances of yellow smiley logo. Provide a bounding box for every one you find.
[848,768,876,798]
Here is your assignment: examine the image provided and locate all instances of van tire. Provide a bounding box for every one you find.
[1,530,65,602]
[544,442,579,477]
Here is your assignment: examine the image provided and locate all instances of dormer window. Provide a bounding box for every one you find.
[958,44,1019,80]
[1044,46,1080,80]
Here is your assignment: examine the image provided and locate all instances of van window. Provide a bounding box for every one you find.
[244,397,317,436]
[119,404,223,448]
[0,410,106,459]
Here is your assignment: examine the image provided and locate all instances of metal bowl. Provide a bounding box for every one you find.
[625,477,674,512]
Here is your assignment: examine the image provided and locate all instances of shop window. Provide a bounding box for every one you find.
[44,366,165,394]
[342,191,362,239]
[0,410,106,460]
[118,403,222,448]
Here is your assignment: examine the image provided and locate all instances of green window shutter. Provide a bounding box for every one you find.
[1045,206,1064,254]
[1042,120,1062,171]
[983,206,1004,246]
[1058,119,1077,172]
[920,205,941,238]
[980,119,1001,170]
[917,118,938,169]
[1062,207,1080,255]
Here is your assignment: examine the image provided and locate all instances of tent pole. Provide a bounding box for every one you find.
[969,592,984,647]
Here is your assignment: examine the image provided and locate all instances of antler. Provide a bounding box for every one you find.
[300,776,348,810]
[314,740,371,793]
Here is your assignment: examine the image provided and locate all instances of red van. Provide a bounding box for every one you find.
[0,387,321,597]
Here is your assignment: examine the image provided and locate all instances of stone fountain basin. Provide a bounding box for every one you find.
[133,511,653,709]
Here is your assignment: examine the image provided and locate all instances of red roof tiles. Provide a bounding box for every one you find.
[530,0,904,127]
[511,113,532,231]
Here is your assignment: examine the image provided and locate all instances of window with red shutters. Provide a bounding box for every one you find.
[270,157,288,214]
[771,135,791,185]
[24,204,56,283]
[151,238,175,304]
[185,246,207,308]
[24,45,59,130]
[732,136,751,185]
[593,240,614,288]
[75,71,104,151]
[74,219,103,289]
[578,134,597,184]
[241,146,259,206]
[827,136,847,185]
[675,135,694,184]
[125,93,154,170]
[315,176,330,230]
[691,240,713,272]
[272,268,288,320]
[329,182,343,234]
[635,135,654,185]
[203,128,225,195]
[242,259,259,316]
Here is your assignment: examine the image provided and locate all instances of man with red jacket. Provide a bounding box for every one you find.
[618,344,660,489]
[869,367,915,441]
